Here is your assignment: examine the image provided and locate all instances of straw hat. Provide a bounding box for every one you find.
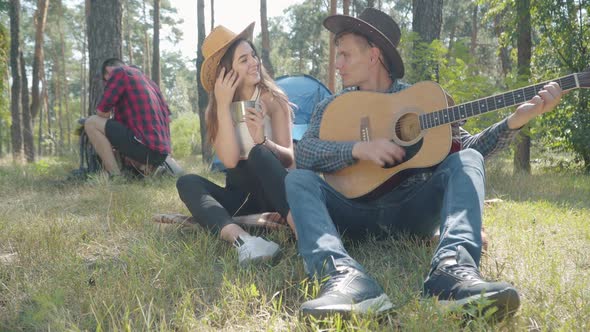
[323,8,404,79]
[200,22,255,93]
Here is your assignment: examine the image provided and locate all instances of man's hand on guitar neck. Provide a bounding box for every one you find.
[352,138,406,167]
[507,82,562,130]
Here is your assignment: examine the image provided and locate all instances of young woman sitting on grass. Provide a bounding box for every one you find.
[176,22,294,267]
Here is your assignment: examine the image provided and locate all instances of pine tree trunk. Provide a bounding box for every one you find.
[210,0,214,30]
[58,0,71,149]
[412,0,443,41]
[447,24,456,60]
[9,0,23,162]
[44,80,51,154]
[86,0,123,115]
[514,0,532,174]
[493,13,511,76]
[260,0,274,78]
[37,102,42,156]
[580,97,590,173]
[196,0,212,162]
[124,0,134,64]
[343,0,350,15]
[328,0,336,92]
[81,18,87,118]
[55,61,65,154]
[20,51,35,162]
[152,0,160,85]
[30,0,49,120]
[142,0,151,74]
[513,134,531,173]
[470,4,478,57]
[411,0,443,81]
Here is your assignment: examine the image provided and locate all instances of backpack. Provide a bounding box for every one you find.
[79,122,103,174]
[68,118,102,179]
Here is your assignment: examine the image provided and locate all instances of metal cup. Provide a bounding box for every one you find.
[230,100,261,123]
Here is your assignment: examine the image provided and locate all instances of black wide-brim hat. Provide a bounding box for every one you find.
[323,8,404,79]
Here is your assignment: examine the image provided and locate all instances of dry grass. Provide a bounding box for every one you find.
[0,154,588,331]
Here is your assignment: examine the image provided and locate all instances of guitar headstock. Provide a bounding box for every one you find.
[578,67,590,88]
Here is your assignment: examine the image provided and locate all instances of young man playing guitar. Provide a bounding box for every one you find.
[285,8,563,319]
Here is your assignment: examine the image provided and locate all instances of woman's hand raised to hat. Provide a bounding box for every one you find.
[214,67,242,108]
[246,99,266,145]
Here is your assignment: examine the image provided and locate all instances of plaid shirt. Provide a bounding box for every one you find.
[97,66,171,154]
[295,81,519,173]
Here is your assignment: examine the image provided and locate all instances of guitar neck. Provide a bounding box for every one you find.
[420,73,580,130]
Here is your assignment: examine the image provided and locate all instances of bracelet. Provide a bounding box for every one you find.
[256,136,267,145]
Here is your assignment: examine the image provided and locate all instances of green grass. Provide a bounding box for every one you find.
[0,154,589,331]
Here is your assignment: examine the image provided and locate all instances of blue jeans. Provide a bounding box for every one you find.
[285,149,485,278]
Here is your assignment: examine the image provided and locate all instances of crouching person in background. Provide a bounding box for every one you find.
[84,58,171,177]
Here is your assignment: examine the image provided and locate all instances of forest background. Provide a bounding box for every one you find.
[0,0,589,331]
[0,0,588,172]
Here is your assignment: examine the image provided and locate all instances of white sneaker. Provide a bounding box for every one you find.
[235,235,280,266]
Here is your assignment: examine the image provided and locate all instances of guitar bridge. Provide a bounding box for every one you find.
[360,117,370,142]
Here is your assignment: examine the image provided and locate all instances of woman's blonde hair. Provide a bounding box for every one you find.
[205,39,290,143]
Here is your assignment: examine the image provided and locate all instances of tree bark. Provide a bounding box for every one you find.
[493,13,511,77]
[124,0,134,64]
[37,98,43,156]
[514,0,532,174]
[44,79,52,155]
[9,0,23,162]
[197,0,212,162]
[579,97,590,173]
[412,0,443,43]
[412,0,443,81]
[55,58,65,153]
[81,8,87,118]
[343,0,350,15]
[470,4,478,57]
[86,0,123,115]
[152,0,161,85]
[447,24,456,60]
[0,63,6,155]
[328,0,336,92]
[142,0,151,74]
[260,0,274,78]
[30,0,49,120]
[57,0,71,150]
[210,0,214,31]
[20,51,34,162]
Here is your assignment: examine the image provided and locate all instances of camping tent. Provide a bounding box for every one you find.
[211,74,331,172]
[275,74,332,141]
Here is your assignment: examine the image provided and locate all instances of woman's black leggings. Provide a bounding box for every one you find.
[176,144,289,234]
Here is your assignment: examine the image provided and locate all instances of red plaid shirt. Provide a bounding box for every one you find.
[97,66,171,154]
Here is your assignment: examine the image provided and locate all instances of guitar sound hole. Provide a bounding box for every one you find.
[395,113,421,143]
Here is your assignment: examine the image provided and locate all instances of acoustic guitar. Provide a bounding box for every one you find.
[319,70,590,199]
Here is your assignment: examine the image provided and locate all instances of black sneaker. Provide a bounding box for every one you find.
[301,265,394,318]
[423,246,520,321]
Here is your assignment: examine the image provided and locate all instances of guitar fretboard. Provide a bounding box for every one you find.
[420,74,579,129]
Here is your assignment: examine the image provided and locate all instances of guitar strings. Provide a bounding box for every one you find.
[387,74,578,135]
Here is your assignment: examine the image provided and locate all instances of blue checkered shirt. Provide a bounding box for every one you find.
[295,81,520,174]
